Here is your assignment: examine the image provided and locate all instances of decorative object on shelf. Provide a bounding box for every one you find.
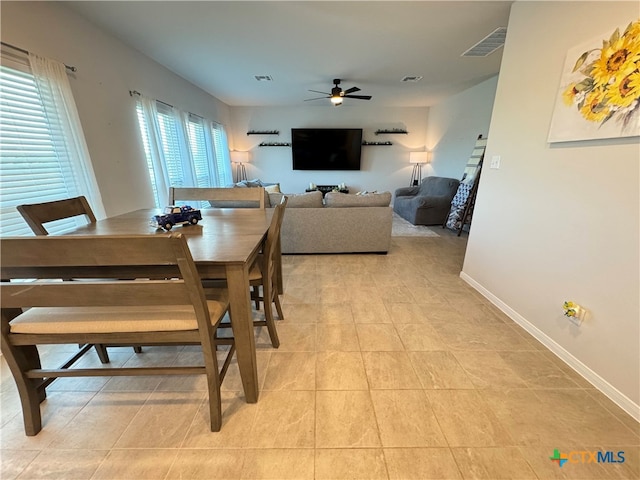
[230,151,249,182]
[409,151,431,186]
[548,18,640,142]
[563,300,587,325]
[375,129,408,135]
[258,142,291,147]
[362,141,393,146]
[247,130,279,135]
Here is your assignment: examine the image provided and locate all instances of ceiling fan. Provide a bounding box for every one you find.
[305,79,372,106]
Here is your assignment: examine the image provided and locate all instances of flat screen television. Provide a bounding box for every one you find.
[291,128,362,170]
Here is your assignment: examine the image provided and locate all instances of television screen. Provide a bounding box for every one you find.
[291,128,362,170]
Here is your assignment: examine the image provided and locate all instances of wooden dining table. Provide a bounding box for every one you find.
[64,207,271,403]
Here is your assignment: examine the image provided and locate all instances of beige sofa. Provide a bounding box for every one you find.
[266,190,392,254]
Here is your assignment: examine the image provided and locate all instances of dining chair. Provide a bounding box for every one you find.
[16,196,141,363]
[169,186,266,209]
[17,197,120,362]
[0,233,235,435]
[213,196,288,348]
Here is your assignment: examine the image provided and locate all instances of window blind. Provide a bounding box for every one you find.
[135,96,233,208]
[0,65,79,235]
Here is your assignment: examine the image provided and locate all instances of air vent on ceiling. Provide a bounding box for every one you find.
[461,27,507,57]
[254,75,273,82]
[401,76,423,82]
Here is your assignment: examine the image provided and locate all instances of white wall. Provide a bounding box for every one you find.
[463,1,640,415]
[230,106,429,195]
[1,1,232,217]
[427,76,498,179]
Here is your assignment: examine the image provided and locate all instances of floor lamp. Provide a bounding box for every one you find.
[409,151,429,186]
[231,151,249,182]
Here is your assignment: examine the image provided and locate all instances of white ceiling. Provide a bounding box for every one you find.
[65,1,513,107]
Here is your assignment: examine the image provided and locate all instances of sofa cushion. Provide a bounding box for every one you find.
[269,190,323,208]
[324,191,391,208]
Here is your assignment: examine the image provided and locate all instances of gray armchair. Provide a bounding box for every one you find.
[393,176,460,225]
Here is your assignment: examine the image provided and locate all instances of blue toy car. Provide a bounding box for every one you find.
[152,206,202,231]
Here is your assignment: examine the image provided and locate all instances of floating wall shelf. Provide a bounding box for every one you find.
[259,142,291,147]
[362,141,393,146]
[247,130,279,135]
[375,129,408,135]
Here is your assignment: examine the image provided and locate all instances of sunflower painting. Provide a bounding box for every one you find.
[548,19,640,142]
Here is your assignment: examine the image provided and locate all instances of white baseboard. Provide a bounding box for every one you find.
[460,271,640,423]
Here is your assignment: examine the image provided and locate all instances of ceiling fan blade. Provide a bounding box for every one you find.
[308,89,330,95]
[343,86,361,95]
[304,96,329,101]
[343,95,372,100]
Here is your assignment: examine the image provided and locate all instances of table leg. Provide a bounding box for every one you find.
[225,263,259,403]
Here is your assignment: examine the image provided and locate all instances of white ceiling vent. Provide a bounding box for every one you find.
[254,75,273,82]
[461,27,507,57]
[401,76,423,82]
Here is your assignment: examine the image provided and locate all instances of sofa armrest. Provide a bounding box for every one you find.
[394,186,420,197]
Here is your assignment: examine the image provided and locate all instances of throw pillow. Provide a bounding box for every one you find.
[265,184,281,194]
[324,191,391,208]
[282,190,323,208]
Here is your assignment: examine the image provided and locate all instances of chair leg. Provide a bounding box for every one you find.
[200,329,223,432]
[263,302,280,348]
[1,343,44,435]
[252,286,261,311]
[93,344,110,363]
[133,346,143,353]
[262,283,280,348]
[274,294,285,320]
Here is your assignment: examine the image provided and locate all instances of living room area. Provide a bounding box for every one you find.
[2,1,638,478]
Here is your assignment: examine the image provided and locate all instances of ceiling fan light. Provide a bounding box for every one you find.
[331,96,343,105]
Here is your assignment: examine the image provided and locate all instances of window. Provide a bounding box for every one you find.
[0,53,104,236]
[135,96,232,208]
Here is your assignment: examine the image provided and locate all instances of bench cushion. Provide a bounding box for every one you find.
[10,299,227,334]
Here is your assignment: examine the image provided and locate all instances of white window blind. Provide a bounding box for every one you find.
[0,65,78,235]
[135,96,232,208]
[187,114,214,188]
[211,122,233,187]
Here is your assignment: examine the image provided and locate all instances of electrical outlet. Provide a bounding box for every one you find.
[490,155,501,169]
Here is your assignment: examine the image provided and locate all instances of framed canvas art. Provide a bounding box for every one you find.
[548,19,640,143]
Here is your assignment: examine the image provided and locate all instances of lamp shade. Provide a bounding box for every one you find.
[409,151,430,164]
[230,151,249,164]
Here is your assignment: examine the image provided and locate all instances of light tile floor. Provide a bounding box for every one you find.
[1,232,638,479]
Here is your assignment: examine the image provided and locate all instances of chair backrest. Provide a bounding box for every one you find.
[418,176,460,198]
[0,234,210,325]
[263,196,288,283]
[16,196,96,236]
[169,187,266,209]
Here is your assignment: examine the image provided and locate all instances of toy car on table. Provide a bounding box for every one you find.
[152,205,202,230]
